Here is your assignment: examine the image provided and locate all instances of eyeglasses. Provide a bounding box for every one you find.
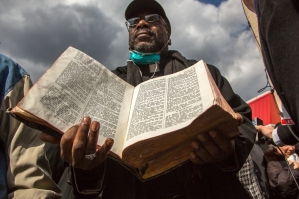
[125,14,168,31]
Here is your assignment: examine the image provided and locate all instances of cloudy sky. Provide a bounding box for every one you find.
[0,0,269,102]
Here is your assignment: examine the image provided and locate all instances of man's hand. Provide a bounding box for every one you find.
[293,161,299,169]
[255,125,274,139]
[60,116,113,170]
[190,130,235,165]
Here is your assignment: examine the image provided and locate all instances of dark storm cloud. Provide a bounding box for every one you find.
[0,3,122,68]
[0,0,268,101]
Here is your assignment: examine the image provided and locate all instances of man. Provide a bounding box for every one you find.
[0,54,61,198]
[41,0,256,198]
[242,0,299,146]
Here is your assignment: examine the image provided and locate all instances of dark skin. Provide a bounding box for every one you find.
[128,12,170,54]
[40,11,237,169]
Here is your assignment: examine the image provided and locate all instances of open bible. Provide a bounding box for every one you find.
[9,46,240,180]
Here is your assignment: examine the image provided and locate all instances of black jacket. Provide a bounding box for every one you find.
[256,0,299,144]
[69,51,256,199]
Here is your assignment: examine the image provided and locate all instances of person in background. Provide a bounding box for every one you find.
[40,0,257,198]
[237,143,272,199]
[0,54,61,198]
[238,119,272,199]
[264,144,299,199]
[242,0,299,146]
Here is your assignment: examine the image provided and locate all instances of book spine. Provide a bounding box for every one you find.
[204,64,235,117]
[8,109,62,139]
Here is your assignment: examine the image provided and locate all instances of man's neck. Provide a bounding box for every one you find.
[160,48,169,59]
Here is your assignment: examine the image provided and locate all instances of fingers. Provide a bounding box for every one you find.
[60,125,79,164]
[190,130,234,165]
[255,125,273,139]
[235,113,244,125]
[72,117,92,165]
[255,125,267,133]
[85,121,100,156]
[95,138,114,162]
[255,125,274,131]
[39,132,60,144]
[190,134,217,164]
[60,116,114,170]
[208,130,234,154]
[255,125,262,131]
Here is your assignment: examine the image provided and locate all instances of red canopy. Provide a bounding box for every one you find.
[247,91,281,125]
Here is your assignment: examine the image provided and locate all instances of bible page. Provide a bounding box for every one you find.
[19,47,134,156]
[123,60,214,148]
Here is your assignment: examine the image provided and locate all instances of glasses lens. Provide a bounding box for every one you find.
[127,17,140,27]
[126,14,161,29]
[145,14,160,23]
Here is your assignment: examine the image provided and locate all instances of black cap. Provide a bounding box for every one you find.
[125,0,171,35]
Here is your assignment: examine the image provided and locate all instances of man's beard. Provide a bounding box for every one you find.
[133,40,158,53]
[129,28,165,53]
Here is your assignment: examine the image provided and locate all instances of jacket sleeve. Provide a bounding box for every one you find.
[267,161,299,198]
[69,63,257,197]
[70,163,106,199]
[0,55,61,199]
[207,64,256,172]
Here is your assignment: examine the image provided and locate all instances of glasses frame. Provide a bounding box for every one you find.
[125,14,169,32]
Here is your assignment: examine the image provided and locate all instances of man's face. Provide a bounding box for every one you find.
[128,12,169,53]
